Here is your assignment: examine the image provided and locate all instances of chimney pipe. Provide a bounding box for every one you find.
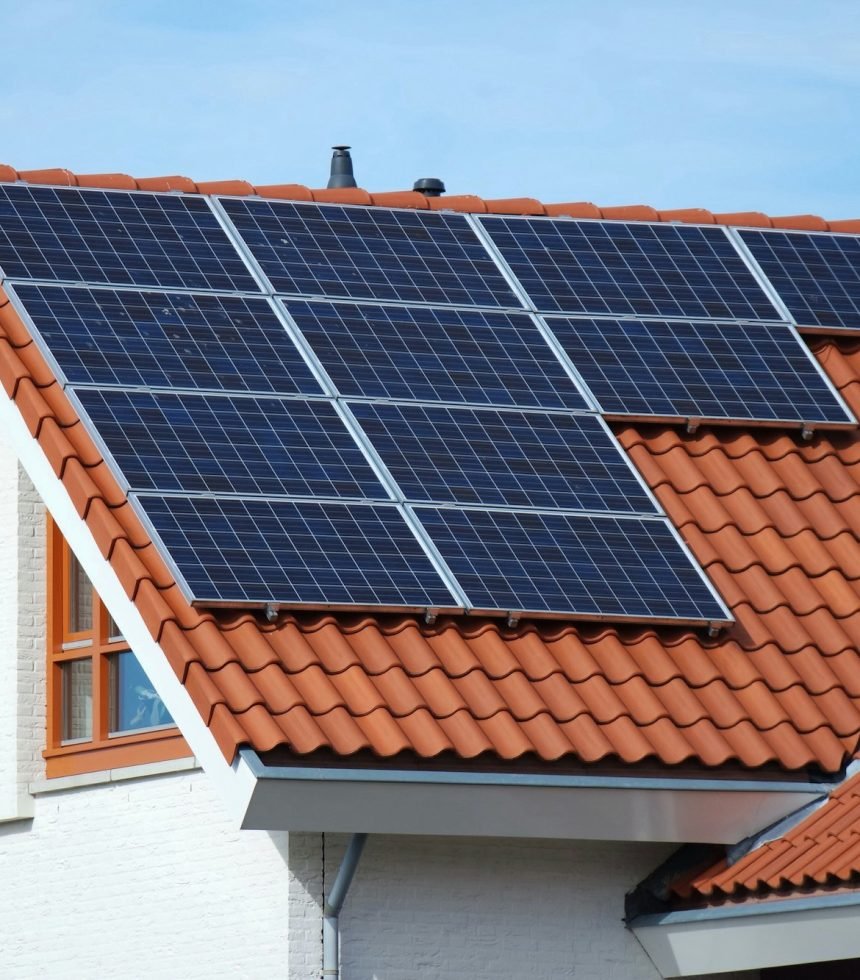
[327,145,357,189]
[413,177,446,197]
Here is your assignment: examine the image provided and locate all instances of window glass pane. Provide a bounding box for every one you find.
[109,652,173,734]
[61,659,92,742]
[68,552,93,634]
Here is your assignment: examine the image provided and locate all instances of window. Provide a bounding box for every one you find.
[46,519,190,777]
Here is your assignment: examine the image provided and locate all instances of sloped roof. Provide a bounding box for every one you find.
[675,767,860,899]
[4,165,860,773]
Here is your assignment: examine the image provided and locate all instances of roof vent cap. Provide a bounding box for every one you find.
[413,177,446,197]
[327,145,357,189]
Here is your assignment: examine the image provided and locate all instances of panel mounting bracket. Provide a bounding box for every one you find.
[685,418,701,435]
[706,622,723,639]
[506,611,522,629]
[423,608,439,625]
[800,423,814,441]
[264,603,280,623]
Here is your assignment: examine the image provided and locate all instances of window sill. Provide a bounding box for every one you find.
[44,729,191,778]
[30,755,200,795]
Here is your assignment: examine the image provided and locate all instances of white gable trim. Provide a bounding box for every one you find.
[0,383,257,823]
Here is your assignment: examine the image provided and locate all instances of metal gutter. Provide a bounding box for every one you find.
[632,889,860,927]
[241,749,834,795]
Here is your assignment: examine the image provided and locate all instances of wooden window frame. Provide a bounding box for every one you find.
[45,517,189,778]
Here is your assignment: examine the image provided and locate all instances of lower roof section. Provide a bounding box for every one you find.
[238,748,826,842]
[631,890,860,977]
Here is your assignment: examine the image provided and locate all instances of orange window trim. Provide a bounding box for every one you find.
[45,517,190,778]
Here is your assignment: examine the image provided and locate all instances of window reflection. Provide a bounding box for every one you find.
[109,652,173,735]
[68,552,93,634]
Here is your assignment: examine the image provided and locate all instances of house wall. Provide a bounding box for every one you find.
[0,431,759,980]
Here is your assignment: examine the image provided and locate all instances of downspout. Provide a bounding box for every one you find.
[323,833,368,979]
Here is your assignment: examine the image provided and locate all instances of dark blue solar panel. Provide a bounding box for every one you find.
[0,184,258,292]
[12,284,322,395]
[740,228,860,331]
[350,402,655,512]
[547,317,850,423]
[481,216,780,320]
[284,300,588,410]
[221,197,520,307]
[141,496,457,607]
[74,390,386,499]
[417,508,726,621]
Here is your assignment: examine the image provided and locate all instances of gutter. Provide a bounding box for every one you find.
[323,834,368,979]
[238,748,832,843]
[241,749,836,795]
[632,889,860,927]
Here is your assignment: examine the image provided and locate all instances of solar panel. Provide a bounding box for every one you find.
[546,316,851,424]
[140,495,457,607]
[12,283,322,395]
[221,197,521,307]
[283,299,589,410]
[349,401,655,512]
[74,389,387,499]
[416,507,727,621]
[739,228,860,332]
[480,216,780,320]
[0,184,258,292]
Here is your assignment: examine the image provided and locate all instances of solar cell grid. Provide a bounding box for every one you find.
[740,228,860,331]
[349,401,656,512]
[221,197,521,307]
[547,316,851,423]
[480,216,780,320]
[13,284,322,395]
[74,389,387,499]
[283,299,589,410]
[141,495,457,607]
[0,184,258,292]
[417,507,727,621]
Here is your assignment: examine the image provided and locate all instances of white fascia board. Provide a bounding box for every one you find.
[631,892,860,977]
[0,384,256,824]
[240,752,827,842]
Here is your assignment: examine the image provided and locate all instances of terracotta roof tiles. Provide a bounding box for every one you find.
[679,768,860,899]
[4,168,860,773]
[2,162,858,231]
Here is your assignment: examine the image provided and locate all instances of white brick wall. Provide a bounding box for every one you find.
[0,428,760,980]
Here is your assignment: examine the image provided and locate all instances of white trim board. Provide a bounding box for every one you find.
[631,892,860,976]
[0,383,256,825]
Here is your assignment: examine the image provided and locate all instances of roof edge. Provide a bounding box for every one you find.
[3,163,858,230]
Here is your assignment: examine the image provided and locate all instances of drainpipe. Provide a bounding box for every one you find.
[323,833,368,979]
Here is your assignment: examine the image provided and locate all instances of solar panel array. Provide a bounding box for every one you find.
[6,180,856,624]
[0,184,258,292]
[546,316,852,423]
[740,228,860,332]
[220,197,520,308]
[479,216,781,320]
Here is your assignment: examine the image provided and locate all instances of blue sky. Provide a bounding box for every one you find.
[5,1,860,217]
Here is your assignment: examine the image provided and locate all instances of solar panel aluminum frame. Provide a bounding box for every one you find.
[210,193,529,313]
[273,296,599,414]
[469,211,788,325]
[406,503,734,628]
[127,493,466,616]
[60,387,399,503]
[726,223,860,337]
[341,397,667,518]
[0,181,268,296]
[539,311,857,432]
[1,281,334,401]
